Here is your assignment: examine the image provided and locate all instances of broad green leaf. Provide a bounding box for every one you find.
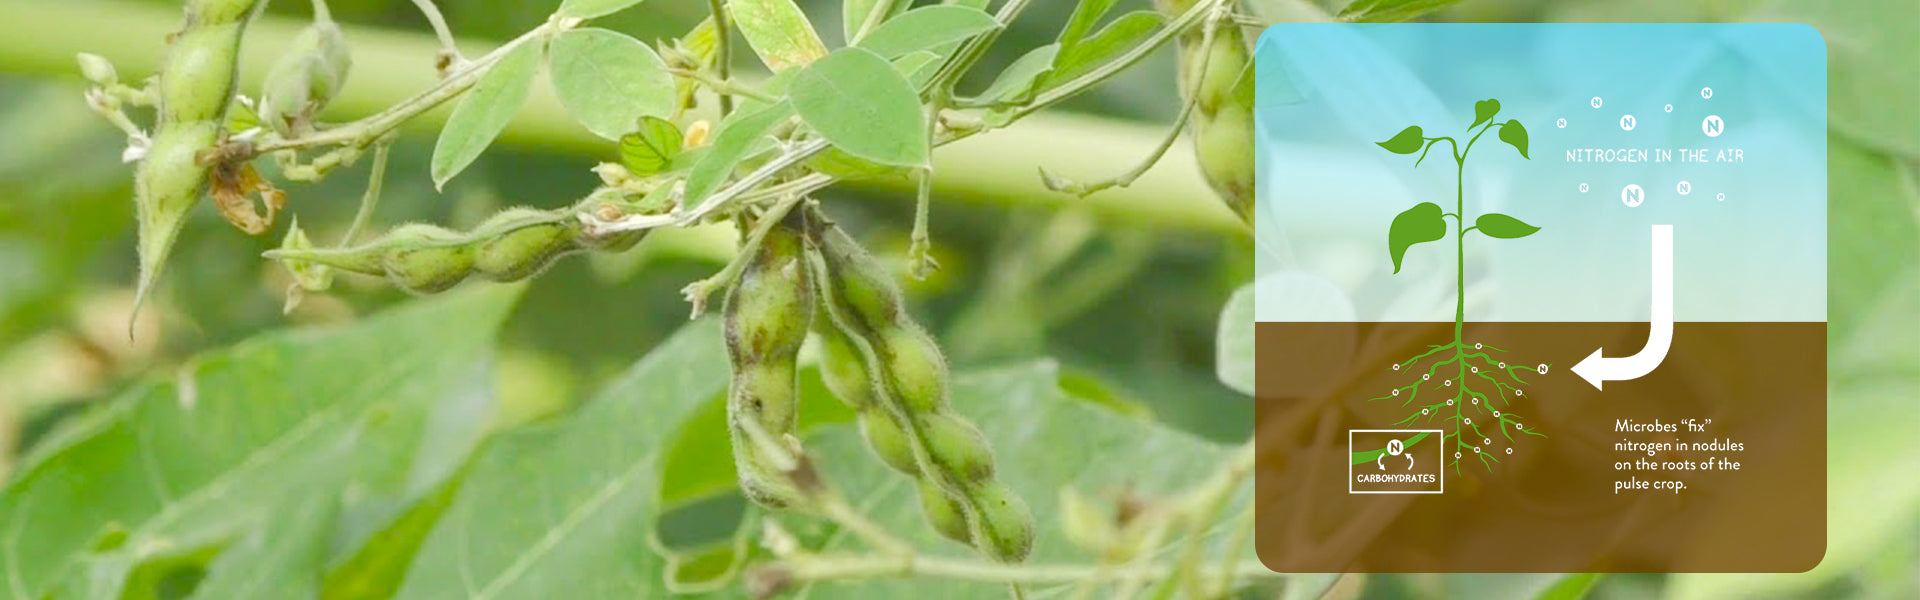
[892,50,945,91]
[1470,98,1499,130]
[1535,573,1603,599]
[729,0,828,71]
[1338,0,1463,22]
[1376,125,1425,154]
[800,361,1248,598]
[1387,201,1446,274]
[432,42,541,189]
[618,116,684,177]
[556,0,645,19]
[682,101,795,210]
[843,0,909,43]
[321,462,475,600]
[1827,141,1918,340]
[790,47,928,167]
[1215,282,1254,396]
[979,44,1059,104]
[1043,11,1164,90]
[547,28,675,141]
[0,286,523,599]
[1497,119,1529,158]
[389,320,730,599]
[1475,212,1539,239]
[855,5,1000,59]
[1756,0,1919,158]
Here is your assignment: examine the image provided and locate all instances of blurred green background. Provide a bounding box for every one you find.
[0,1,1912,599]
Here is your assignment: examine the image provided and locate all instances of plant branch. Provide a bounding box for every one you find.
[705,0,735,116]
[771,554,1281,587]
[407,0,462,64]
[1012,0,1228,121]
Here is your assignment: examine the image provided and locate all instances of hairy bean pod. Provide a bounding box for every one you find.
[803,207,1033,562]
[1158,0,1254,225]
[723,209,814,508]
[260,13,351,137]
[263,203,644,294]
[132,0,264,311]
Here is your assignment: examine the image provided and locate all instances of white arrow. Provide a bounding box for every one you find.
[1572,225,1674,390]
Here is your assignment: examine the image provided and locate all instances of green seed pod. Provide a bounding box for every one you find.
[919,413,994,486]
[260,18,351,137]
[856,410,918,476]
[810,222,904,327]
[918,479,973,545]
[724,210,814,509]
[474,222,578,281]
[130,0,264,320]
[968,482,1036,563]
[1156,0,1254,225]
[77,52,117,86]
[381,227,475,295]
[879,326,948,414]
[814,322,876,410]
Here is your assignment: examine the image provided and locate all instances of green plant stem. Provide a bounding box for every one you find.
[407,0,460,61]
[777,554,1281,587]
[705,0,734,116]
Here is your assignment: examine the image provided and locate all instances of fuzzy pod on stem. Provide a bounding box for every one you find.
[259,1,352,138]
[263,203,644,295]
[803,207,1033,562]
[129,0,265,325]
[1156,0,1254,225]
[723,208,815,509]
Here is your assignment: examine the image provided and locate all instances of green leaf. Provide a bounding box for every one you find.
[556,0,646,19]
[1376,125,1425,154]
[1338,0,1464,22]
[790,47,928,167]
[1497,119,1529,159]
[892,50,946,90]
[1058,0,1120,59]
[682,101,794,210]
[979,43,1059,104]
[855,5,999,59]
[431,42,541,189]
[388,320,730,599]
[801,361,1249,598]
[1535,573,1604,600]
[321,461,475,600]
[1216,282,1254,396]
[547,28,675,141]
[1387,201,1446,274]
[1827,141,1919,340]
[1044,11,1164,90]
[1470,98,1500,130]
[843,0,909,43]
[1475,212,1539,239]
[728,0,829,71]
[1759,0,1919,158]
[618,116,684,177]
[0,286,523,599]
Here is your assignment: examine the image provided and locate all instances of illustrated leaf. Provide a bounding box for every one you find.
[1498,118,1529,158]
[1471,98,1500,130]
[979,43,1059,104]
[388,321,730,599]
[1387,201,1446,274]
[1475,212,1539,239]
[682,101,794,210]
[432,42,541,189]
[1376,125,1425,154]
[728,0,828,71]
[0,286,523,599]
[556,0,646,19]
[618,116,684,177]
[855,5,999,59]
[1216,282,1254,396]
[843,0,909,43]
[790,47,928,167]
[800,361,1248,598]
[547,28,675,141]
[1044,11,1164,90]
[1338,0,1464,22]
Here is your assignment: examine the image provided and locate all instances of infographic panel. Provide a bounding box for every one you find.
[1249,24,1826,573]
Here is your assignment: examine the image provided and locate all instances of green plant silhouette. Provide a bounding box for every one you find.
[1370,98,1548,472]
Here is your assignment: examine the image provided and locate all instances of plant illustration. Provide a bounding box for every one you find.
[1370,98,1548,472]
